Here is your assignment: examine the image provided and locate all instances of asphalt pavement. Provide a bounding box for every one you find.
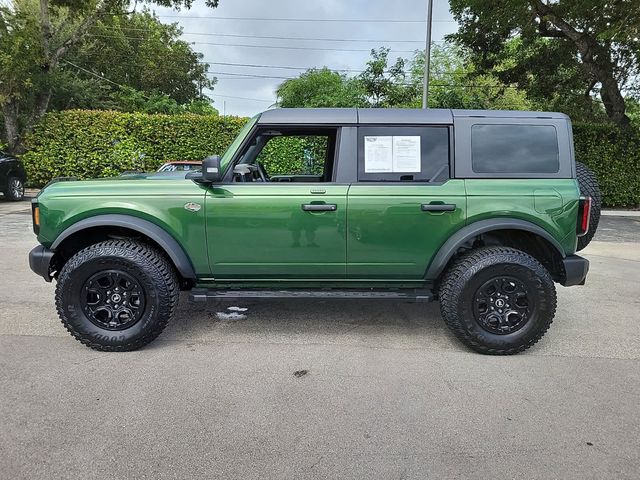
[1,196,638,479]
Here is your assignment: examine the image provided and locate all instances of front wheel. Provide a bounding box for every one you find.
[4,176,24,201]
[55,240,179,351]
[439,247,557,355]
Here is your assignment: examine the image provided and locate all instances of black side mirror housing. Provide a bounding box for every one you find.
[187,155,222,183]
[202,155,222,182]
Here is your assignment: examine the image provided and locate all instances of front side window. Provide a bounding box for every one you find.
[256,135,329,179]
[471,124,559,174]
[357,126,449,182]
[231,127,337,183]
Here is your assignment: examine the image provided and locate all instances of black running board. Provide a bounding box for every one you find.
[189,288,433,303]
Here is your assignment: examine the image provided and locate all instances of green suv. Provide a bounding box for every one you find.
[28,108,597,354]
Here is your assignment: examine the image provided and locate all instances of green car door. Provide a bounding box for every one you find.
[346,126,467,280]
[205,129,348,280]
[205,184,347,279]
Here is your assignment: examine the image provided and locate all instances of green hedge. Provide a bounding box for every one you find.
[22,110,248,186]
[572,124,640,207]
[22,109,640,207]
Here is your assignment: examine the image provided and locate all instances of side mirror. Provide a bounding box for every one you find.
[188,155,222,183]
[202,155,222,182]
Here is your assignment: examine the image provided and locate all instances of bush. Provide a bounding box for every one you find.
[22,110,640,207]
[573,124,640,207]
[22,110,247,186]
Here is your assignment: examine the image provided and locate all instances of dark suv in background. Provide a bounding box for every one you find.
[0,151,26,201]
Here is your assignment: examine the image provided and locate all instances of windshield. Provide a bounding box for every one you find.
[220,114,260,172]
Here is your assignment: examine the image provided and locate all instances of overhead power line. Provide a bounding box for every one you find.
[153,15,456,23]
[102,27,425,44]
[84,34,419,53]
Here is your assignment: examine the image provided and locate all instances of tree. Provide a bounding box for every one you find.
[448,0,640,127]
[0,0,219,154]
[59,10,214,107]
[410,45,532,110]
[275,44,531,111]
[358,48,418,107]
[276,68,367,108]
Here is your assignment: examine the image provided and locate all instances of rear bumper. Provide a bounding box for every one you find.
[29,245,54,282]
[561,254,589,286]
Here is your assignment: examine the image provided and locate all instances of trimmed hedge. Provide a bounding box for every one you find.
[572,124,640,208]
[22,109,640,207]
[22,110,248,186]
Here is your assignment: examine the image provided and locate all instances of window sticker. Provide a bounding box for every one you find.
[392,136,421,172]
[364,136,393,172]
[364,135,421,173]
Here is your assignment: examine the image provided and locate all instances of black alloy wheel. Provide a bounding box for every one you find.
[81,270,146,330]
[473,276,531,335]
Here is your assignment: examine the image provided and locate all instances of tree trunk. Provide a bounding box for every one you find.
[1,101,22,154]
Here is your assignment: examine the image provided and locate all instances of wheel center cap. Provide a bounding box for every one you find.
[111,293,122,303]
[495,298,505,308]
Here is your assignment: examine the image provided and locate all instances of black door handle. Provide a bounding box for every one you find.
[421,203,456,212]
[302,204,337,212]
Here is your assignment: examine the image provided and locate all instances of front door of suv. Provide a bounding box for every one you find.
[347,126,466,280]
[205,127,347,280]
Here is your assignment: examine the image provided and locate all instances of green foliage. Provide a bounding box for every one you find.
[275,44,531,111]
[276,68,367,108]
[573,124,640,207]
[21,109,640,207]
[447,0,639,126]
[59,9,215,108]
[22,110,245,186]
[257,136,328,176]
[0,0,219,153]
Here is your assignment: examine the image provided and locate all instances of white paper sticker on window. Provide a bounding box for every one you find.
[364,136,393,172]
[392,136,421,172]
[364,135,422,173]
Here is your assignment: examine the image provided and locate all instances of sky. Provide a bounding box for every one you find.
[150,0,460,116]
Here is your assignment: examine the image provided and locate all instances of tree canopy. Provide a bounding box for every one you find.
[447,0,640,127]
[276,45,531,111]
[0,0,219,153]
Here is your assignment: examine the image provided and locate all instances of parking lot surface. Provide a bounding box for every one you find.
[1,197,639,479]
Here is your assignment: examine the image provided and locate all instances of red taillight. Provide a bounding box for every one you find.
[577,196,591,236]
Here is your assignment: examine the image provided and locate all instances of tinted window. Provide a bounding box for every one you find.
[471,124,559,174]
[358,126,449,182]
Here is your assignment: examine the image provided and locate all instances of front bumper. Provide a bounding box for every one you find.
[560,254,589,286]
[29,245,55,282]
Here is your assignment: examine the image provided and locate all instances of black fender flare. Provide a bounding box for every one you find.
[51,214,196,279]
[425,218,566,280]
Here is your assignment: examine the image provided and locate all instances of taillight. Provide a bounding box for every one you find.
[577,196,591,237]
[32,203,40,235]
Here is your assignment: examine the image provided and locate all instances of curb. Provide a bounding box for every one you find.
[601,210,640,218]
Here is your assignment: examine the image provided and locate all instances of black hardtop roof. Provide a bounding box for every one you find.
[256,108,569,125]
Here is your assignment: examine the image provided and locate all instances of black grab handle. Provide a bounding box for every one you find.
[302,204,337,212]
[421,203,456,212]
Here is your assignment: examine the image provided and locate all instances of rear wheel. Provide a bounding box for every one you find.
[576,161,601,251]
[55,240,179,351]
[4,176,24,201]
[439,247,556,355]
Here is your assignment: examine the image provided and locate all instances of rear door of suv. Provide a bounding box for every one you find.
[346,124,466,280]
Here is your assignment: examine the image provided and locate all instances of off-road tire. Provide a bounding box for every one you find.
[576,161,601,251]
[4,176,24,201]
[439,246,557,355]
[55,240,179,351]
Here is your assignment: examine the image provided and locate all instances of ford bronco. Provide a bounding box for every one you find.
[28,108,599,354]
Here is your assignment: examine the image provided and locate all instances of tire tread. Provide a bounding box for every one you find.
[439,246,557,355]
[55,240,179,351]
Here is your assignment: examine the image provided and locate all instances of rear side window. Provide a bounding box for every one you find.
[471,124,559,174]
[357,126,449,182]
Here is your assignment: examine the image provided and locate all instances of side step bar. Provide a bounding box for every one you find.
[189,288,433,303]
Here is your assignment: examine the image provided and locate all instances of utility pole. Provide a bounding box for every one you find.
[422,0,434,109]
